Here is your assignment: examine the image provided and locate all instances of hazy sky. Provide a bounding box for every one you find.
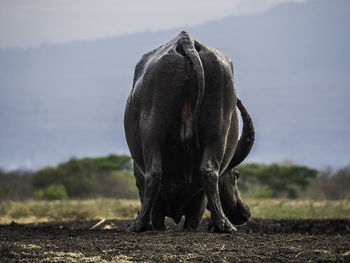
[1,0,349,171]
[0,0,306,48]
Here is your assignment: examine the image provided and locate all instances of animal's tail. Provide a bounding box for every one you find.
[226,98,255,171]
[178,31,205,149]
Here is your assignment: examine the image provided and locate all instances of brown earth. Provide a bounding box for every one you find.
[1,218,350,262]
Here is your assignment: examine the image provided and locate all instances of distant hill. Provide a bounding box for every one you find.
[0,0,349,170]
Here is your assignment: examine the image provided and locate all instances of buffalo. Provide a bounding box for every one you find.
[124,31,254,233]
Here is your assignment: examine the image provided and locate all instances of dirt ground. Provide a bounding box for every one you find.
[1,218,350,263]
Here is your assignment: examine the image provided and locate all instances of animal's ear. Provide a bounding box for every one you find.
[232,168,240,181]
[219,171,236,198]
[225,168,239,182]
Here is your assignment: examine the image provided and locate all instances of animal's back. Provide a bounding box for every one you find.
[128,33,204,181]
[126,31,238,186]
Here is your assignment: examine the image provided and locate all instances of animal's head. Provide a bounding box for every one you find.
[219,167,250,225]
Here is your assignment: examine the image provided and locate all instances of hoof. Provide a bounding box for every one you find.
[126,221,152,232]
[208,219,237,233]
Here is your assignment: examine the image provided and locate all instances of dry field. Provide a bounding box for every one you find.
[1,199,349,262]
[1,198,349,224]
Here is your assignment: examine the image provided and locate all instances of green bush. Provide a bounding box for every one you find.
[0,187,4,200]
[346,193,350,200]
[254,186,273,199]
[35,184,68,200]
[94,171,138,199]
[238,162,318,198]
[30,154,134,199]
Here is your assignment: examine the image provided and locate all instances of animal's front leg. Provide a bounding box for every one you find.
[200,157,237,233]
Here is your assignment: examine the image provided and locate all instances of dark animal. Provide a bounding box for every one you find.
[124,31,255,233]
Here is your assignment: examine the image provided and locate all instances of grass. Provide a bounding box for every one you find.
[0,199,140,224]
[0,198,349,224]
[246,198,350,219]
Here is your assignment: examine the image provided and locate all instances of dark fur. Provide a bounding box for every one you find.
[124,32,254,232]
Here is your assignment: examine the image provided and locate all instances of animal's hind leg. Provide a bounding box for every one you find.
[127,60,188,232]
[199,149,237,233]
[134,163,145,204]
[151,196,166,231]
[184,191,206,230]
[127,147,162,232]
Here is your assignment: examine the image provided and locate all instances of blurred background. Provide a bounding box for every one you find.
[0,0,349,222]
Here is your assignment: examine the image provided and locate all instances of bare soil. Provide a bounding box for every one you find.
[1,218,350,262]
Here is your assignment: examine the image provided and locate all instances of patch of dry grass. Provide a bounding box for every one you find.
[0,198,349,224]
[0,199,140,224]
[246,198,350,219]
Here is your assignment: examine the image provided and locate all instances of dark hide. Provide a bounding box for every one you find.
[124,32,254,233]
